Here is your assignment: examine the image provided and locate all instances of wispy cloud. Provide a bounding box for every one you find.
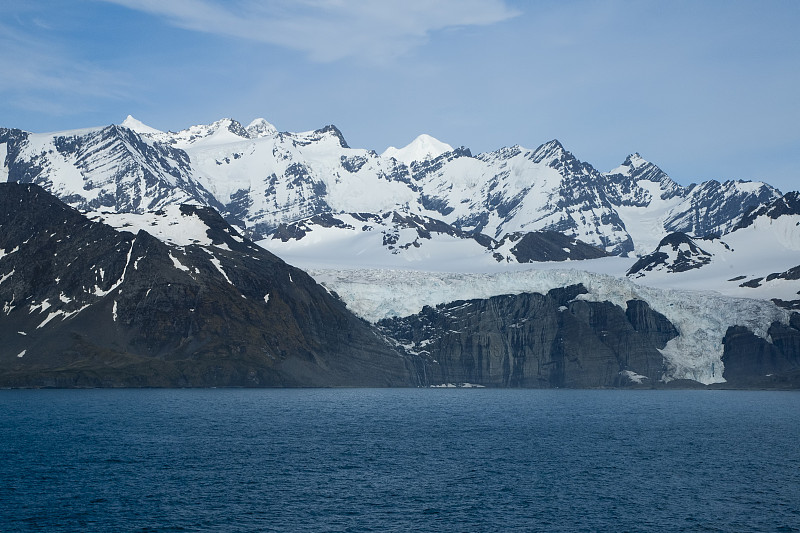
[0,20,133,118]
[100,0,519,63]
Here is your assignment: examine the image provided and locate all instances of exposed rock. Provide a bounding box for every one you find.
[498,230,609,262]
[627,232,713,278]
[0,183,416,388]
[378,285,675,388]
[721,320,800,388]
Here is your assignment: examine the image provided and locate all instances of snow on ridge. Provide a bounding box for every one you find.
[307,267,789,385]
[382,134,453,165]
[246,118,278,138]
[120,115,163,135]
[88,205,214,247]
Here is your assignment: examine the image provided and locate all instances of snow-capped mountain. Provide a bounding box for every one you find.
[382,134,453,165]
[0,117,781,258]
[2,116,798,388]
[627,192,800,307]
[3,182,799,388]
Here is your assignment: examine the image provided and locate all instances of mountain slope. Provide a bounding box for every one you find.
[0,183,416,387]
[627,192,800,307]
[0,118,782,258]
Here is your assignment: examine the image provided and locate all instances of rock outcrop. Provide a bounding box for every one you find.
[378,285,676,388]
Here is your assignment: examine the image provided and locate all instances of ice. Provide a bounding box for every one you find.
[307,266,790,385]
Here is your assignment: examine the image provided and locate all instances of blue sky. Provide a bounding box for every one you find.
[2,0,799,191]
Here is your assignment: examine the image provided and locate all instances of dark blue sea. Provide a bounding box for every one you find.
[1,389,798,532]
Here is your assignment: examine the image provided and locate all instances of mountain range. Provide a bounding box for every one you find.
[1,116,798,387]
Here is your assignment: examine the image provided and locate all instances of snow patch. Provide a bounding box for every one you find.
[0,246,19,261]
[620,370,648,384]
[0,269,14,285]
[92,240,135,297]
[0,143,8,182]
[206,251,233,284]
[170,252,190,272]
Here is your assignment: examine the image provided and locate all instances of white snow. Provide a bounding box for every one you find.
[112,300,118,322]
[206,251,233,284]
[35,304,91,329]
[246,118,278,138]
[382,134,453,165]
[0,246,19,260]
[620,370,648,384]
[29,299,52,314]
[170,252,191,272]
[0,143,8,182]
[120,115,163,135]
[0,269,14,285]
[90,205,213,246]
[631,213,800,301]
[91,240,135,297]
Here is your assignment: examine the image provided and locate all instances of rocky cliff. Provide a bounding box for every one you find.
[0,183,416,387]
[378,285,677,388]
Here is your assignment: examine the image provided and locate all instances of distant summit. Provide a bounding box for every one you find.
[382,134,453,165]
[120,115,162,135]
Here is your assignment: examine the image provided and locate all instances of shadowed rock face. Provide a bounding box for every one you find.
[721,318,800,388]
[627,232,713,278]
[499,230,609,262]
[378,285,676,388]
[0,183,416,388]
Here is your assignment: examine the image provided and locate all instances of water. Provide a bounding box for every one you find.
[1,389,798,532]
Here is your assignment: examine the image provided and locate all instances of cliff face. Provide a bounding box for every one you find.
[0,183,416,388]
[721,316,800,388]
[378,285,677,388]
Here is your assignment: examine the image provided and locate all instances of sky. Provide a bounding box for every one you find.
[2,0,799,192]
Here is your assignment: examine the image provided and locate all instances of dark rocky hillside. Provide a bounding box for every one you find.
[0,183,416,387]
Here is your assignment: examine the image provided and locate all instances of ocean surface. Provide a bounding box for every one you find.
[1,388,798,532]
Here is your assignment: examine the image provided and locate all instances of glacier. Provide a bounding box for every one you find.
[308,266,790,385]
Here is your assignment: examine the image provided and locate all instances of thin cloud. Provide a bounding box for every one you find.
[0,21,133,116]
[100,0,520,63]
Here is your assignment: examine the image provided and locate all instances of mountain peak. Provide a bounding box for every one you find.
[120,115,162,135]
[246,118,277,138]
[529,139,569,164]
[623,152,647,168]
[382,134,453,165]
[212,118,249,139]
[313,125,349,148]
